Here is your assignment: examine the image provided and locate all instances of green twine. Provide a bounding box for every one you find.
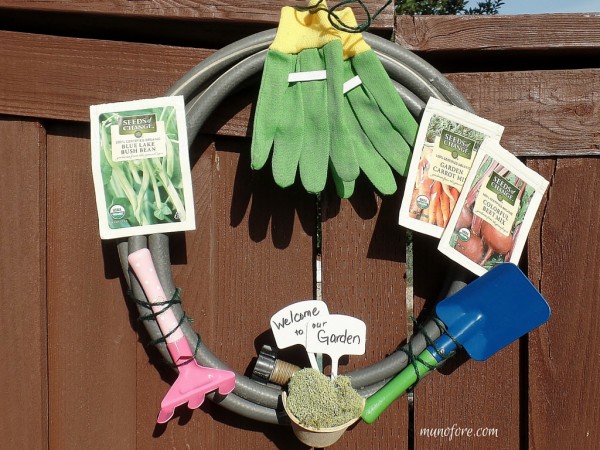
[399,316,463,387]
[127,288,202,368]
[295,0,393,33]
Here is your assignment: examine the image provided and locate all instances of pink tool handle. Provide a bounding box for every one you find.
[128,249,236,424]
[128,248,184,344]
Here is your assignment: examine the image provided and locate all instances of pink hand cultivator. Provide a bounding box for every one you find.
[128,249,236,423]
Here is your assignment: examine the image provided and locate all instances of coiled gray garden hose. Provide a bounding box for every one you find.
[117,29,474,424]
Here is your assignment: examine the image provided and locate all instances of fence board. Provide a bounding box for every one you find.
[413,340,520,449]
[0,30,209,122]
[0,0,393,28]
[395,14,600,52]
[0,118,48,449]
[46,123,138,449]
[320,180,410,448]
[526,158,600,449]
[410,235,520,449]
[447,70,600,157]
[2,30,598,157]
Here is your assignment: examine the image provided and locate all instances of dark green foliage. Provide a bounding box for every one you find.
[465,0,505,14]
[396,0,504,15]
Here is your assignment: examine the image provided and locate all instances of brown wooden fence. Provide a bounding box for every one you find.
[1,3,599,449]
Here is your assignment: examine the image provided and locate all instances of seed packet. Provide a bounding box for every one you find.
[438,139,549,276]
[90,96,195,239]
[398,98,504,238]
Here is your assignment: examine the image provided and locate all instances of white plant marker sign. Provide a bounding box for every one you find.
[306,314,366,378]
[270,300,329,370]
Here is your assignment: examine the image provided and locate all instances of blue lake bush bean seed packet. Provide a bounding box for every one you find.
[90,96,195,239]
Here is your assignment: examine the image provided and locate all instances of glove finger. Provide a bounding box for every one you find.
[330,162,355,199]
[298,47,330,194]
[346,73,412,177]
[354,137,397,195]
[272,75,304,188]
[251,50,295,171]
[351,50,418,147]
[324,40,359,183]
[343,61,397,194]
[344,101,397,195]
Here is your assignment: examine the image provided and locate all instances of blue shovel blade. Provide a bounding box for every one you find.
[435,263,551,361]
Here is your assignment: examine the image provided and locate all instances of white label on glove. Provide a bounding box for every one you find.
[343,75,362,94]
[270,300,329,349]
[288,70,327,83]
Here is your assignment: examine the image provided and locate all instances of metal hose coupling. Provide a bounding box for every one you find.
[252,345,301,386]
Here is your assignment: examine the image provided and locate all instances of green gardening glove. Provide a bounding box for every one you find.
[329,8,418,196]
[345,52,417,176]
[251,4,359,194]
[331,74,398,199]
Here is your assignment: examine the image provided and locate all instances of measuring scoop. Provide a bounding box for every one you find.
[362,263,550,423]
[128,249,236,424]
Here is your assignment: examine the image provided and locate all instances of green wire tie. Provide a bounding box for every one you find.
[127,288,202,368]
[399,316,463,388]
[295,0,393,33]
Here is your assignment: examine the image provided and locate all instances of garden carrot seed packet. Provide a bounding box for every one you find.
[399,98,504,238]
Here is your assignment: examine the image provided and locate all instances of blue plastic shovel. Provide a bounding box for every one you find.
[362,263,551,423]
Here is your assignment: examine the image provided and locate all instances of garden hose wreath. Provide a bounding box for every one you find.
[116,28,474,425]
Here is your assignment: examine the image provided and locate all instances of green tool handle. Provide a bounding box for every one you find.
[362,349,438,424]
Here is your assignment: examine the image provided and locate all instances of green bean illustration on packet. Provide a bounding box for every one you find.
[98,106,187,228]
